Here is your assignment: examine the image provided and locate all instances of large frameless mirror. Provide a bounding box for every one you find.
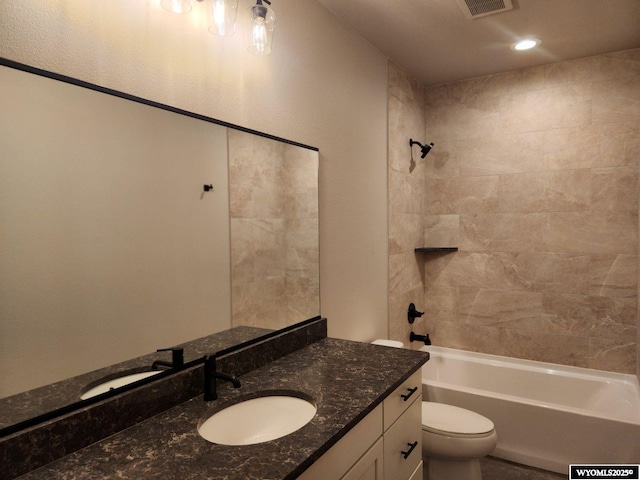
[0,58,319,432]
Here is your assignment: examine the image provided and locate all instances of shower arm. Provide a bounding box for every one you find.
[409,138,434,158]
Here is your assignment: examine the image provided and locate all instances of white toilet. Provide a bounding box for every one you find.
[421,401,497,480]
[371,340,497,480]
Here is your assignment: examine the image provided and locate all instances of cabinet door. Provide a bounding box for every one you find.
[341,437,384,480]
[298,404,383,480]
[408,461,423,480]
[383,396,422,480]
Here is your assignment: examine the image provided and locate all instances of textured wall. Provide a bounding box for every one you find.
[420,49,640,373]
[0,0,390,342]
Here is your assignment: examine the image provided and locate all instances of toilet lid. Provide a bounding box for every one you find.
[422,402,494,435]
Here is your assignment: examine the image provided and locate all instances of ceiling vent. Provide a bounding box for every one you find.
[456,0,513,19]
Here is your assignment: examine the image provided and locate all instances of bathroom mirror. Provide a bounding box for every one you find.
[0,58,319,431]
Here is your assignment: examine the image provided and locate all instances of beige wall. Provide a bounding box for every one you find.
[0,0,390,342]
[0,66,232,395]
[390,49,640,374]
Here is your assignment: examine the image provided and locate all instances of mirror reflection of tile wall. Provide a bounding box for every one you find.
[229,129,319,329]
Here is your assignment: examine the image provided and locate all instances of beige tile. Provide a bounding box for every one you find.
[515,252,591,294]
[542,293,636,338]
[424,284,459,324]
[389,212,424,254]
[424,141,459,179]
[389,169,424,214]
[459,213,543,253]
[389,286,424,345]
[425,175,499,214]
[458,288,544,327]
[591,254,638,298]
[545,53,640,88]
[500,329,589,367]
[589,337,637,373]
[456,131,545,177]
[389,252,423,298]
[593,75,640,124]
[537,211,638,255]
[424,252,528,290]
[500,83,592,134]
[543,122,640,170]
[427,320,503,353]
[591,166,639,212]
[425,94,504,142]
[498,169,591,213]
[424,214,459,248]
[607,47,640,63]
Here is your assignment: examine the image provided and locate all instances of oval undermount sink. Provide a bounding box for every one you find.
[198,395,317,445]
[80,371,162,400]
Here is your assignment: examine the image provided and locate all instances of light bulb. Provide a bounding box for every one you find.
[161,0,193,14]
[252,17,268,53]
[247,3,275,55]
[210,0,238,37]
[511,38,541,51]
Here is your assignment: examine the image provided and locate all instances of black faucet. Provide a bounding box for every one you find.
[204,355,241,401]
[152,347,184,370]
[410,332,431,345]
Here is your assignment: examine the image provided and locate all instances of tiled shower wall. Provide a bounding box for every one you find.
[228,129,319,330]
[389,48,640,374]
[388,64,428,344]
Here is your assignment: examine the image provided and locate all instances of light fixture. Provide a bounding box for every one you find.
[160,0,277,54]
[511,38,542,51]
[161,0,194,14]
[248,0,276,55]
[209,0,238,36]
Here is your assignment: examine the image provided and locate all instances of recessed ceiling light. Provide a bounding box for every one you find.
[511,38,542,51]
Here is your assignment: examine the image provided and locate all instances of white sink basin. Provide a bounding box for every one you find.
[80,371,162,400]
[198,395,317,445]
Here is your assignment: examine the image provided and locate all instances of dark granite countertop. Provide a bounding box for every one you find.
[1,326,272,431]
[18,338,428,480]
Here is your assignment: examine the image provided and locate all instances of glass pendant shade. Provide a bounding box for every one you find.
[161,0,193,14]
[247,3,276,55]
[209,0,238,36]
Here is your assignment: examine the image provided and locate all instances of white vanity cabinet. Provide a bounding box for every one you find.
[382,369,423,480]
[299,370,422,480]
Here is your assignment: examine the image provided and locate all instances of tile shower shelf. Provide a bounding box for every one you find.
[414,247,458,253]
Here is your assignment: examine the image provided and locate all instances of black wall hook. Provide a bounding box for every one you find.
[203,184,213,192]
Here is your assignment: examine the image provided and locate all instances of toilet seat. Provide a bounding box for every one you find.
[422,402,494,436]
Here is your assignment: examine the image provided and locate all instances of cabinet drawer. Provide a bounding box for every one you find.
[383,395,422,480]
[383,369,421,431]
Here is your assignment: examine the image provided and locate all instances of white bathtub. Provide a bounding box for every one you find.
[420,346,640,474]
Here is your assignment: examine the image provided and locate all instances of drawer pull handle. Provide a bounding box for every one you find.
[400,386,418,401]
[401,441,418,459]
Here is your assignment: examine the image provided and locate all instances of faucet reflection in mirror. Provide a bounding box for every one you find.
[161,0,276,55]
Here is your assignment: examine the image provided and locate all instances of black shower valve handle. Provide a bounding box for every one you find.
[407,303,424,324]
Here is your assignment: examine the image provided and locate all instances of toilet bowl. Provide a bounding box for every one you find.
[370,339,497,479]
[421,402,497,480]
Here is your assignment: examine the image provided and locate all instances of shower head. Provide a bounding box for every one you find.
[409,139,434,158]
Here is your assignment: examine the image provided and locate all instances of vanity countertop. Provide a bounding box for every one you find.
[18,338,428,480]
